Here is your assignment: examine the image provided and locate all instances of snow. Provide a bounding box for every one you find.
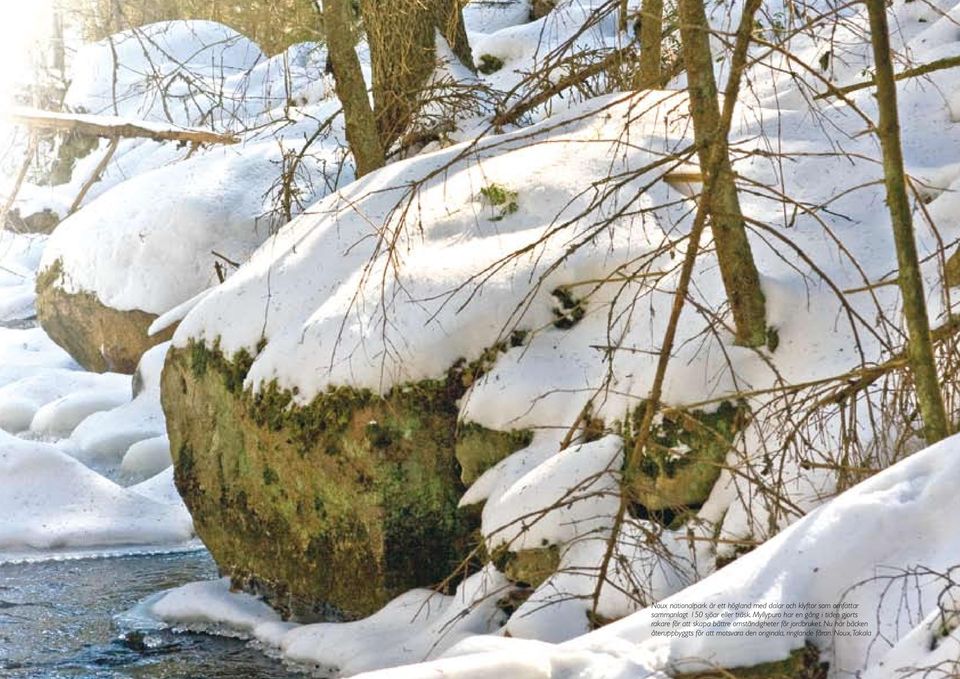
[29,384,131,437]
[65,21,266,129]
[67,349,167,473]
[481,435,621,553]
[0,326,78,387]
[469,0,626,118]
[139,432,960,675]
[3,1,960,677]
[173,90,684,395]
[0,369,129,433]
[0,430,191,559]
[140,565,511,675]
[464,0,534,34]
[128,466,185,508]
[0,231,45,324]
[120,435,172,484]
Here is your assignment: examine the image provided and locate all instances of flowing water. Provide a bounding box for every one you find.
[0,549,297,678]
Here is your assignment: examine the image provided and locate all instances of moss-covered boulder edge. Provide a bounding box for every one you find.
[621,399,750,522]
[675,642,828,678]
[37,259,175,373]
[161,338,532,621]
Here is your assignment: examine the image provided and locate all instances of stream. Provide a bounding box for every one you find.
[0,549,297,678]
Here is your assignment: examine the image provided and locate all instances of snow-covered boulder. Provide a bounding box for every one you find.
[159,91,688,620]
[36,112,345,373]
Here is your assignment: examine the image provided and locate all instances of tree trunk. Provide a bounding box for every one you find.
[677,0,768,347]
[362,0,472,152]
[865,0,950,443]
[637,0,664,88]
[322,0,385,177]
[361,0,436,150]
[433,0,474,71]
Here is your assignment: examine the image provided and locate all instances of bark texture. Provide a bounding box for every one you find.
[637,0,664,87]
[865,0,950,443]
[677,0,768,347]
[322,0,385,176]
[361,0,473,151]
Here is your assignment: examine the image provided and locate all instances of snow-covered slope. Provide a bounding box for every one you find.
[139,431,960,677]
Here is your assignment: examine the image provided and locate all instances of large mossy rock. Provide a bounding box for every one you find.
[162,341,528,620]
[36,260,174,373]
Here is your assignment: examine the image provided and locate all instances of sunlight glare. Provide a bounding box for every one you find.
[0,0,55,106]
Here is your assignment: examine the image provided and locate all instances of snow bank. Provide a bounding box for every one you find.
[120,435,172,483]
[356,432,960,677]
[8,20,336,235]
[0,430,192,559]
[173,91,686,396]
[66,20,264,129]
[470,0,624,117]
[0,369,128,434]
[0,327,77,387]
[140,565,510,675]
[141,432,960,675]
[30,385,131,437]
[67,343,169,472]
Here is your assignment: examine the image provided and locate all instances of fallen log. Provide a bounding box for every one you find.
[2,106,239,145]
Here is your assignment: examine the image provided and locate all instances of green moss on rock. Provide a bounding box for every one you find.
[494,545,561,588]
[622,400,749,511]
[477,54,504,74]
[456,422,532,486]
[36,259,175,373]
[675,642,827,678]
[162,339,520,620]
